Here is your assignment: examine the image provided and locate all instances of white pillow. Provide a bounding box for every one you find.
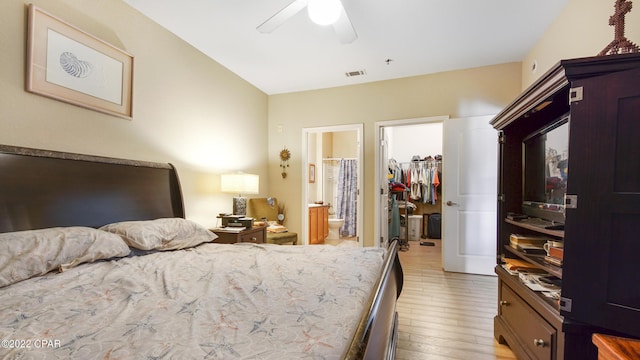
[0,227,131,288]
[100,218,217,251]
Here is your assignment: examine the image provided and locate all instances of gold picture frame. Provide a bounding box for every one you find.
[26,4,134,119]
[309,163,316,183]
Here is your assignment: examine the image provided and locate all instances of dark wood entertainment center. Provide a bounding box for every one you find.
[491,53,640,360]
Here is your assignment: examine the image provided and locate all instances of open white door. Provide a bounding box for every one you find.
[378,127,389,247]
[442,115,497,275]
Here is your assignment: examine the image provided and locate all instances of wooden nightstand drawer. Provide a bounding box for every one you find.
[501,282,556,359]
[239,227,265,243]
[212,226,266,244]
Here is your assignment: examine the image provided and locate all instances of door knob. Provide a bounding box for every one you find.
[533,339,546,347]
[446,201,458,206]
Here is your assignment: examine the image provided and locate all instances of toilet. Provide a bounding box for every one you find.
[327,218,344,240]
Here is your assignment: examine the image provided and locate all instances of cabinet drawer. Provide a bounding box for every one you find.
[500,283,556,359]
[239,229,264,243]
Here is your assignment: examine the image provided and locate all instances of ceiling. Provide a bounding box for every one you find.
[123,0,568,95]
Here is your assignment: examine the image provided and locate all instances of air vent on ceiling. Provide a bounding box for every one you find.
[345,70,366,77]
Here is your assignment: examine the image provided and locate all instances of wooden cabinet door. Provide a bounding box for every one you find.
[322,206,329,239]
[309,207,319,244]
[562,67,640,338]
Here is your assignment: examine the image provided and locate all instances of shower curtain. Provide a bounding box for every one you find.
[337,159,357,237]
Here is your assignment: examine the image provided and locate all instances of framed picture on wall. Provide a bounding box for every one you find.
[309,163,316,183]
[26,4,134,119]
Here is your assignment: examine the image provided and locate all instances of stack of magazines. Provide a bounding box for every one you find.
[509,233,548,255]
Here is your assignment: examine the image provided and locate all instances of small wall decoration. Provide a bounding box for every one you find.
[26,5,134,119]
[599,0,640,55]
[309,163,316,183]
[279,147,291,178]
[277,203,286,224]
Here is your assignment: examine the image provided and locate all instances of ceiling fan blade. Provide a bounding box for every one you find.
[257,0,310,33]
[332,3,357,44]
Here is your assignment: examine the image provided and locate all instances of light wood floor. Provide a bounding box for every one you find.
[395,239,517,360]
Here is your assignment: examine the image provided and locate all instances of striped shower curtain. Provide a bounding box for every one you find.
[337,159,357,237]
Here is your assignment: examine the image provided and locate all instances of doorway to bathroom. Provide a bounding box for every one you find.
[302,124,363,246]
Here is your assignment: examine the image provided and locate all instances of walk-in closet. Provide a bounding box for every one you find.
[384,122,443,251]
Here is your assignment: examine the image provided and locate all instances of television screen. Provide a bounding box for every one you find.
[522,114,569,223]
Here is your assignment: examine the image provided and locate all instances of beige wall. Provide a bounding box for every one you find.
[332,131,358,158]
[0,0,268,228]
[268,63,523,245]
[3,0,636,244]
[523,0,640,88]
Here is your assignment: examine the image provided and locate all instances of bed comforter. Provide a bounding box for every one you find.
[0,243,386,359]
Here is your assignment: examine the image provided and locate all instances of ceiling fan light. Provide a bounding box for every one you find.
[308,0,342,26]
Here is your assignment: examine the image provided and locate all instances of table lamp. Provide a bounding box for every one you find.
[220,173,259,215]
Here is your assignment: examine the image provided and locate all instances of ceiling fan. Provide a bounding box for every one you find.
[257,0,358,44]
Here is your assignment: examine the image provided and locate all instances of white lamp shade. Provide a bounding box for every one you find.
[220,173,259,195]
[308,0,341,26]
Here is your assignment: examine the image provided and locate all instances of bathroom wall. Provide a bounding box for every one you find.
[323,160,341,215]
[331,131,358,158]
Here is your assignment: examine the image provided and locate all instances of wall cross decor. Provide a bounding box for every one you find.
[599,0,640,55]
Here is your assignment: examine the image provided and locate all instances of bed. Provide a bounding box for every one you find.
[0,144,403,359]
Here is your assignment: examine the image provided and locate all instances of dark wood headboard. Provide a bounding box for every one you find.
[0,145,185,233]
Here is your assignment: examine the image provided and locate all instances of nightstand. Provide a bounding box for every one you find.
[211,225,266,244]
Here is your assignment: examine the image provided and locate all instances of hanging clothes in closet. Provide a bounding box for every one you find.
[388,158,403,184]
[389,194,400,240]
[409,161,421,201]
[402,156,442,205]
[423,159,441,205]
